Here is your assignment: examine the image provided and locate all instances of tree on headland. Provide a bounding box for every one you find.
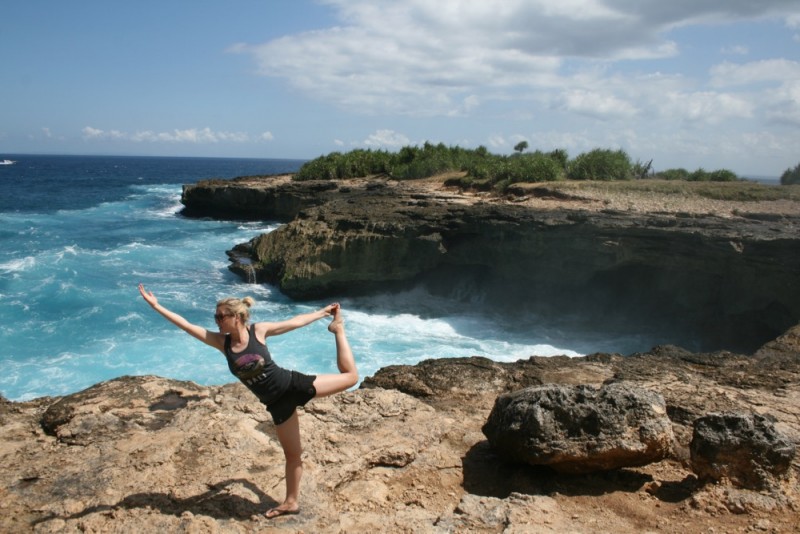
[780,163,800,185]
[513,141,529,154]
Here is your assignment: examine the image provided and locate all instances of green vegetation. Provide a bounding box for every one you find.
[294,149,393,180]
[569,149,632,181]
[656,167,739,182]
[780,163,800,185]
[294,142,752,192]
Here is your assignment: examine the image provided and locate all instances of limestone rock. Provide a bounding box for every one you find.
[481,383,674,473]
[2,324,800,532]
[40,375,211,445]
[183,175,800,353]
[690,412,797,489]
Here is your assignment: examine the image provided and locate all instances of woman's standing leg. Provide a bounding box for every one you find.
[313,307,358,397]
[267,411,303,518]
[266,306,357,519]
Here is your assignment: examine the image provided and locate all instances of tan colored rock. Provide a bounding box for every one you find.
[1,331,800,533]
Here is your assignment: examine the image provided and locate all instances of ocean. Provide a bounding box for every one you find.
[1,154,660,402]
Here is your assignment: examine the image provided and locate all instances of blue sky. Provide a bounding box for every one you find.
[1,1,799,176]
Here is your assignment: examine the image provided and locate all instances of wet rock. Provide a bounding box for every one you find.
[481,383,674,473]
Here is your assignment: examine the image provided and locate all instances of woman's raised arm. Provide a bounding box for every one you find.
[258,303,339,338]
[138,284,225,352]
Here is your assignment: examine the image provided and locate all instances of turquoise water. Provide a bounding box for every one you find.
[1,155,655,402]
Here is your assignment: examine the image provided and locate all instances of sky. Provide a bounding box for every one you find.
[1,1,799,176]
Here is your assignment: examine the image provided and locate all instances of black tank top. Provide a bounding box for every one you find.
[224,325,291,405]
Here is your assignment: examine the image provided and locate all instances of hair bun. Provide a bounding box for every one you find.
[242,296,255,308]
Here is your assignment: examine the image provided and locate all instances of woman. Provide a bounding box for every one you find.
[138,283,358,519]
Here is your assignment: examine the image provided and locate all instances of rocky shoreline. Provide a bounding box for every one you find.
[185,174,800,353]
[2,174,798,532]
[1,326,798,532]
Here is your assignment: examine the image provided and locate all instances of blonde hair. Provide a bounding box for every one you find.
[217,296,255,323]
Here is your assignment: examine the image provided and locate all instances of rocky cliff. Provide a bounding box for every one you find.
[182,175,800,353]
[2,176,797,532]
[2,326,799,533]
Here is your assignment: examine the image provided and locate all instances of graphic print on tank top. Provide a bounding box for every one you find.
[231,353,266,380]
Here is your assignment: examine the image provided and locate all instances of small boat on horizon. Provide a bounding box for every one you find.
[0,159,16,165]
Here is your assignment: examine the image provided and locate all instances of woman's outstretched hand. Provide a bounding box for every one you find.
[138,283,158,308]
[322,302,340,317]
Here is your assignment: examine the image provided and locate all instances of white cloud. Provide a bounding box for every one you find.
[362,129,411,148]
[765,80,800,126]
[487,134,507,149]
[82,126,105,139]
[237,0,797,118]
[259,131,274,141]
[661,91,753,123]
[710,59,800,86]
[559,89,638,119]
[82,127,126,140]
[82,126,253,144]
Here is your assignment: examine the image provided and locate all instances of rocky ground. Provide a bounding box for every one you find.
[1,323,798,533]
[420,173,800,218]
[3,177,798,533]
[216,172,800,219]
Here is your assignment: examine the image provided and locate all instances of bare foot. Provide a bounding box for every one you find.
[265,504,300,519]
[327,305,344,334]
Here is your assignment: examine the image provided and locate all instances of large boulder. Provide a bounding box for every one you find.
[690,412,797,489]
[481,383,674,473]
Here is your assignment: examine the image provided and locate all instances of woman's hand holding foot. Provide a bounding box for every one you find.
[327,304,344,334]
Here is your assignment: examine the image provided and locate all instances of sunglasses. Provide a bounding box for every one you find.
[214,313,233,322]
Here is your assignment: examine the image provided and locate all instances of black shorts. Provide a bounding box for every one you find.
[267,371,317,425]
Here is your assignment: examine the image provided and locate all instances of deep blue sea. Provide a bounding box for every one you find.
[1,154,662,401]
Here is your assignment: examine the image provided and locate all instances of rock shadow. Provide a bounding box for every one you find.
[648,476,700,503]
[463,440,694,502]
[48,479,277,524]
[148,391,205,412]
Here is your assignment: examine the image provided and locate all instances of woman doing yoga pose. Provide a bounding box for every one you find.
[138,283,358,519]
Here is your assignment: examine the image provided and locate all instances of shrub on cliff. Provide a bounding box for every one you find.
[390,142,476,180]
[655,167,740,182]
[689,168,740,182]
[295,142,476,181]
[780,163,800,185]
[461,150,566,191]
[568,148,633,181]
[658,168,691,181]
[295,149,393,181]
[496,152,564,189]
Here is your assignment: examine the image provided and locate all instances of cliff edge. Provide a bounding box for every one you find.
[183,175,800,353]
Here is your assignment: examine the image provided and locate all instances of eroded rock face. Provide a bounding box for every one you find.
[690,412,797,489]
[183,176,800,353]
[481,383,674,473]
